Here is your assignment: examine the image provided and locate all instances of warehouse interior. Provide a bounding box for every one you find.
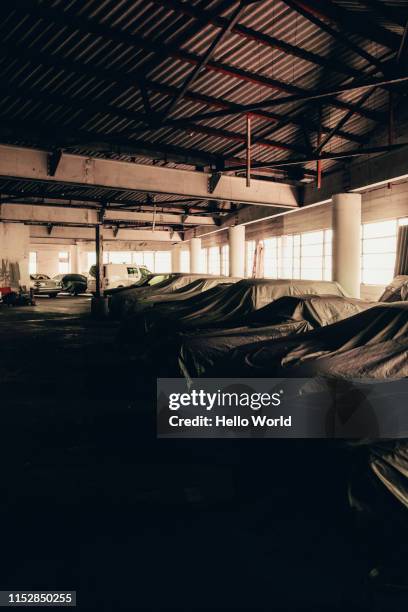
[1,1,408,610]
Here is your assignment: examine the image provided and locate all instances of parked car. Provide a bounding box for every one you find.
[53,273,88,295]
[29,274,60,298]
[87,263,151,293]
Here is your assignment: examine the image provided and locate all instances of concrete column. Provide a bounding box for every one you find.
[189,238,201,273]
[171,244,182,273]
[95,224,104,297]
[228,225,245,278]
[0,222,30,290]
[332,193,362,298]
[71,244,80,274]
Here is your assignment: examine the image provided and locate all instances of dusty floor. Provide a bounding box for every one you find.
[0,297,403,610]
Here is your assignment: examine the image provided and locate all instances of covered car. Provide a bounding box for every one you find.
[110,273,233,318]
[53,273,88,295]
[379,275,408,302]
[178,295,374,379]
[29,274,60,298]
[122,278,348,343]
[205,303,408,379]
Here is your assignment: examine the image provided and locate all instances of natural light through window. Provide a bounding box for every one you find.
[361,217,408,285]
[221,244,229,276]
[180,250,190,273]
[29,252,37,275]
[58,251,70,274]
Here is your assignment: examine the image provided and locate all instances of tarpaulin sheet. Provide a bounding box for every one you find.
[106,273,171,296]
[370,439,408,510]
[207,303,408,378]
[125,278,347,340]
[244,294,373,328]
[177,295,374,379]
[179,320,312,379]
[296,337,408,380]
[379,275,408,302]
[128,277,235,309]
[110,274,230,318]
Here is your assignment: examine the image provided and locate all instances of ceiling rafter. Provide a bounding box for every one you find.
[282,0,388,74]
[299,0,401,50]
[152,0,365,80]
[6,6,384,123]
[0,43,371,151]
[161,0,250,120]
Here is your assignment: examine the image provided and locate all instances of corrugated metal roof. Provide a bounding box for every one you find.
[0,0,406,217]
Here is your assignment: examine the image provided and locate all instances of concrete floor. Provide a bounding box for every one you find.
[0,297,401,610]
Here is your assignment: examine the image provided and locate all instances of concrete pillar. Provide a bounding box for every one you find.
[332,193,361,298]
[95,224,104,297]
[71,244,80,274]
[0,222,30,290]
[228,225,245,278]
[189,237,201,273]
[171,244,182,273]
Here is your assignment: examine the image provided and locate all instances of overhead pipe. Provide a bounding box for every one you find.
[246,114,252,187]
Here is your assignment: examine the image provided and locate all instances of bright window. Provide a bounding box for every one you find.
[180,250,190,273]
[29,252,37,275]
[58,251,70,274]
[134,251,155,270]
[262,230,332,281]
[221,244,229,276]
[154,251,171,273]
[201,247,208,274]
[208,246,221,275]
[107,251,132,264]
[361,218,408,285]
[246,240,256,277]
[300,230,332,281]
[263,238,279,278]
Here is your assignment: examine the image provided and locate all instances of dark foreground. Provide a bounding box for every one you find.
[0,297,405,611]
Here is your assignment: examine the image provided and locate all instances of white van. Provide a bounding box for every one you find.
[88,264,150,293]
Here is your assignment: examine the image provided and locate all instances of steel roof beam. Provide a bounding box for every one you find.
[161,1,249,120]
[152,0,364,80]
[17,0,363,82]
[0,119,225,169]
[228,143,408,171]
[3,17,383,125]
[282,0,388,74]
[299,0,401,50]
[358,1,408,29]
[177,73,408,122]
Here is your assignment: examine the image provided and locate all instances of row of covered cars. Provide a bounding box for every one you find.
[107,271,408,580]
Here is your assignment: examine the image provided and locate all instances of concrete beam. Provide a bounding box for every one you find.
[29,226,181,242]
[0,145,299,208]
[0,202,214,227]
[184,204,285,239]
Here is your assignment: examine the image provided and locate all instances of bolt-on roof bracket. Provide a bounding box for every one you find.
[208,171,222,194]
[47,149,63,177]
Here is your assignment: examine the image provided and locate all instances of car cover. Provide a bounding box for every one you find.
[109,274,230,318]
[178,319,312,379]
[379,275,408,302]
[244,294,373,328]
[177,295,374,379]
[124,277,236,313]
[105,273,171,296]
[206,303,408,378]
[123,278,347,340]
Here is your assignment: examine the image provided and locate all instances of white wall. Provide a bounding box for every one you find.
[0,222,30,288]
